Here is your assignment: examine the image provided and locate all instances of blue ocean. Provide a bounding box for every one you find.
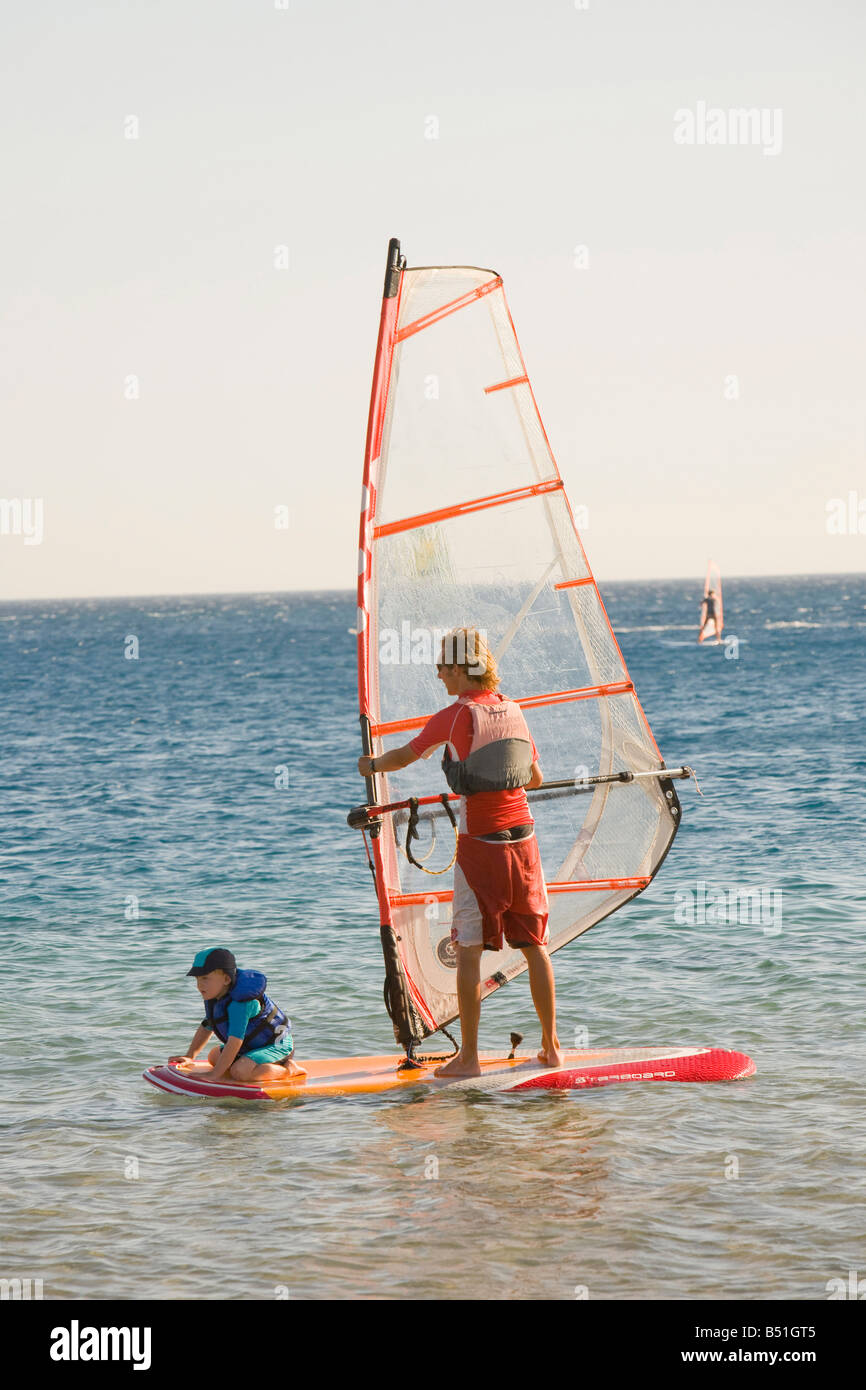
[1,575,863,1300]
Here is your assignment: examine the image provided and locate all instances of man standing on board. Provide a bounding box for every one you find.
[358,628,563,1078]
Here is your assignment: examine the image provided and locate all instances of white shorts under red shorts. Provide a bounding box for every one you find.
[451,826,549,952]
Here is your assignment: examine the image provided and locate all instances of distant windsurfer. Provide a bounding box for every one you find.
[698,589,722,644]
[357,628,563,1078]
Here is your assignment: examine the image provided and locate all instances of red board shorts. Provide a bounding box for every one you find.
[452,825,549,952]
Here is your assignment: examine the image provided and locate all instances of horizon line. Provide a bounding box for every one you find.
[1,570,864,607]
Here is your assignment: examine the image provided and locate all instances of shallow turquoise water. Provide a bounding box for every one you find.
[1,577,863,1300]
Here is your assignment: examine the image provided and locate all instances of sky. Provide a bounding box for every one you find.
[2,0,864,600]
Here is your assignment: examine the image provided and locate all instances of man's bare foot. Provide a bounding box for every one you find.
[537,1046,564,1068]
[434,1053,482,1079]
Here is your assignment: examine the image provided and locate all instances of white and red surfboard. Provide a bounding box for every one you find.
[144,1046,755,1102]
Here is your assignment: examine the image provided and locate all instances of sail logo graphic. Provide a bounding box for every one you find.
[674,102,783,156]
[436,935,457,968]
[49,1320,152,1370]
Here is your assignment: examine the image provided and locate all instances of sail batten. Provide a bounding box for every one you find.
[396,275,502,341]
[355,239,682,1047]
[374,478,564,539]
[371,683,637,738]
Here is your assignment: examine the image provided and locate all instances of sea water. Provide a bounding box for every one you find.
[0,575,863,1301]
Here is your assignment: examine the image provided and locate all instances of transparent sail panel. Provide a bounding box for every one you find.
[364,258,677,1035]
[391,883,639,1031]
[377,270,558,527]
[373,495,597,730]
[378,693,665,884]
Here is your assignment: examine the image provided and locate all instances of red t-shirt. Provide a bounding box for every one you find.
[408,691,538,836]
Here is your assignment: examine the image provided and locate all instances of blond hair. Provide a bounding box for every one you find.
[439,627,499,690]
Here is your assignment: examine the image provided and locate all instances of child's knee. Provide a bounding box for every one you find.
[207,1045,222,1064]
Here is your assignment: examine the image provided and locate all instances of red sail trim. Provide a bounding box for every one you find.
[390,876,649,907]
[356,243,444,1048]
[374,479,564,541]
[396,276,502,342]
[554,577,595,590]
[372,714,442,736]
[371,681,635,738]
[510,680,634,710]
[357,282,404,718]
[373,835,439,1033]
[402,963,439,1030]
[484,374,528,394]
[547,877,650,893]
[391,890,453,905]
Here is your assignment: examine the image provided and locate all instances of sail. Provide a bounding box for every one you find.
[703,560,724,633]
[355,239,683,1047]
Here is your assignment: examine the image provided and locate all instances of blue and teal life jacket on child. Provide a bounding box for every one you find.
[203,969,291,1055]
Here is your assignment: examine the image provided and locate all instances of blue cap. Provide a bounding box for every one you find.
[186,947,237,979]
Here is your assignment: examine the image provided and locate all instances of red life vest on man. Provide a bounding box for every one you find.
[409,690,538,837]
[441,693,534,794]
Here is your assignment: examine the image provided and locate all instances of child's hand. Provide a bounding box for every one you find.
[168,1055,194,1066]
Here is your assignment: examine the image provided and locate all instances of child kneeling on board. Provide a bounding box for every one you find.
[169,947,305,1082]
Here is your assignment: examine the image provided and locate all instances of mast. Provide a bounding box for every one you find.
[357,238,430,1057]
